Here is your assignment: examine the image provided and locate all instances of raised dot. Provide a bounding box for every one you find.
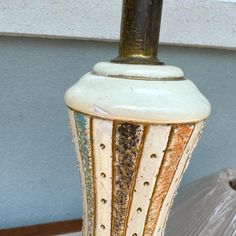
[137,207,142,213]
[151,153,157,159]
[100,143,105,149]
[143,181,150,186]
[101,199,107,204]
[101,172,106,178]
[101,224,105,229]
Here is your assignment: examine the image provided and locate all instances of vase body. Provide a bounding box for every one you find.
[65,62,211,236]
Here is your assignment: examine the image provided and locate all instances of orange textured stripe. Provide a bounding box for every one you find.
[143,124,194,236]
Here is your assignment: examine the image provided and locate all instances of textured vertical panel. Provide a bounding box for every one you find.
[74,112,95,236]
[112,123,145,236]
[155,121,204,235]
[93,119,113,235]
[126,125,171,236]
[143,124,194,236]
[68,109,88,236]
[182,121,205,173]
[69,111,203,236]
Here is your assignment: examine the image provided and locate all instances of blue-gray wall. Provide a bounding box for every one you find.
[0,36,235,229]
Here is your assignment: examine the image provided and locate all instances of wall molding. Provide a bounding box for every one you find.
[0,0,236,50]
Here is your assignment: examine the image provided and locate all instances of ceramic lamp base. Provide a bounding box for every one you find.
[65,62,210,236]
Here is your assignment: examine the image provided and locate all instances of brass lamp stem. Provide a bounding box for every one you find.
[112,0,163,65]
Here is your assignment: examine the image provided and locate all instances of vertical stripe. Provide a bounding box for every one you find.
[68,109,88,236]
[166,122,206,236]
[89,118,96,236]
[123,125,147,236]
[143,124,194,236]
[126,125,171,236]
[111,121,117,236]
[154,122,204,235]
[69,111,203,236]
[182,121,205,174]
[93,119,113,236]
[111,123,145,236]
[74,112,95,236]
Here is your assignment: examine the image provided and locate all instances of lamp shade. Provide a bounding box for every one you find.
[166,169,236,236]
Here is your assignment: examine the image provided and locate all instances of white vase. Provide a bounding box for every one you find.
[64,61,211,236]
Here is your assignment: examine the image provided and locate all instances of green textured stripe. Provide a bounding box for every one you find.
[74,112,94,236]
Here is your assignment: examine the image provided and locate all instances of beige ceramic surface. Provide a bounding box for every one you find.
[126,125,171,235]
[65,62,211,236]
[65,62,210,124]
[68,112,205,236]
[93,119,113,235]
[155,121,204,235]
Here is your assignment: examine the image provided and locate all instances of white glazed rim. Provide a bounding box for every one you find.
[92,62,184,80]
[65,73,211,123]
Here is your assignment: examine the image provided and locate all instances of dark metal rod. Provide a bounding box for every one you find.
[112,0,163,65]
